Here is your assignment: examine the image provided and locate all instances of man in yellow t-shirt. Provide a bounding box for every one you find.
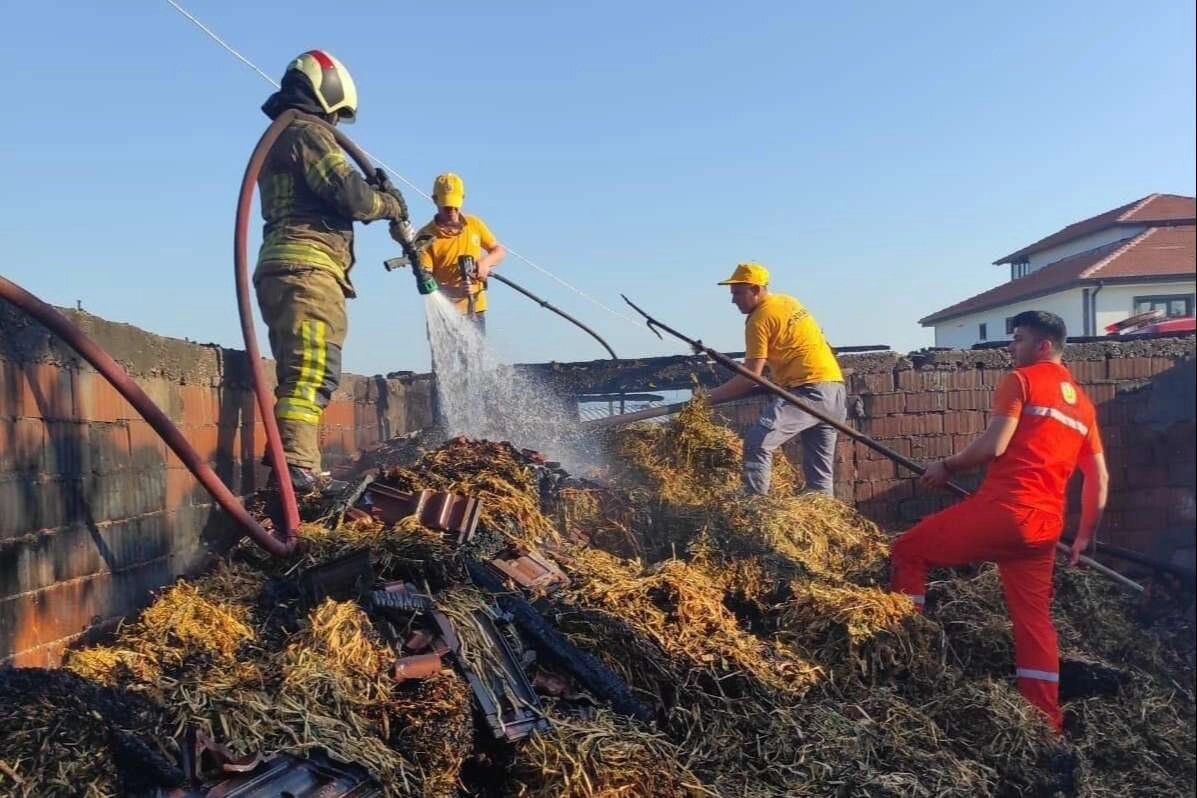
[705,262,846,496]
[413,172,507,333]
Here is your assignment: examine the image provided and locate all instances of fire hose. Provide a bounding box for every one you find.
[0,275,289,555]
[620,294,1145,595]
[487,272,619,360]
[235,108,302,542]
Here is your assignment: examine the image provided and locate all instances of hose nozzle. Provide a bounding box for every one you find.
[384,255,439,295]
[458,255,477,284]
[414,265,439,295]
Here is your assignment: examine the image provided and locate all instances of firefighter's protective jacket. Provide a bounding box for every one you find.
[255,116,401,296]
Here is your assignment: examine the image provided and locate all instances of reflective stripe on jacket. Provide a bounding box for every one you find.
[255,117,397,296]
[976,361,1099,516]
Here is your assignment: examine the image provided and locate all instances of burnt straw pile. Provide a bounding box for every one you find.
[2,400,1193,797]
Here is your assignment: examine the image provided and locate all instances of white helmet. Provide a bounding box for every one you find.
[284,50,358,122]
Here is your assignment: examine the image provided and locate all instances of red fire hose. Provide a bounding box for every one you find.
[0,275,294,555]
[234,108,303,540]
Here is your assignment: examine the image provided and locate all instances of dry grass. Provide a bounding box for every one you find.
[62,564,432,794]
[509,707,715,798]
[7,397,1192,797]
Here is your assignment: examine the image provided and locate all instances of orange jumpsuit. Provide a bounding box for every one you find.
[891,361,1102,731]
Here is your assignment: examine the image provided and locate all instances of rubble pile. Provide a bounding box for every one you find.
[0,400,1192,797]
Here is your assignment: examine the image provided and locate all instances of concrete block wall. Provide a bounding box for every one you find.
[1,305,433,666]
[716,337,1196,556]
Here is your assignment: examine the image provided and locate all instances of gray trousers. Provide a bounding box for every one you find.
[742,382,846,496]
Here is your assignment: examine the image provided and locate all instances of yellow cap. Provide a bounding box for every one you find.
[717,262,770,286]
[432,173,465,208]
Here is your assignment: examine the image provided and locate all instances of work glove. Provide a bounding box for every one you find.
[371,168,410,221]
[377,192,409,223]
[389,218,416,246]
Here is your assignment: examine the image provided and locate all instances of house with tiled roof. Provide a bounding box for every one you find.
[921,193,1196,347]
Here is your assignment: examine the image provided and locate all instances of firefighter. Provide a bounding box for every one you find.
[704,262,846,496]
[891,310,1110,732]
[413,173,507,333]
[255,50,412,490]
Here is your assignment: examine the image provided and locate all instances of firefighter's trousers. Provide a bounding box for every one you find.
[254,265,347,472]
[890,495,1064,731]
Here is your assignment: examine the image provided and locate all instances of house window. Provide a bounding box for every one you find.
[1133,294,1195,318]
[979,322,988,341]
[1005,316,1017,334]
[1010,261,1031,279]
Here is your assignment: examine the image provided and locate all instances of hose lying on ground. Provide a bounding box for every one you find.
[0,275,293,555]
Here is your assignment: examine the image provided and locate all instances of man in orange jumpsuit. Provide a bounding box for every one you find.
[890,310,1109,732]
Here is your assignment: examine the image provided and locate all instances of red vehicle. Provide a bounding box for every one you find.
[1105,309,1197,336]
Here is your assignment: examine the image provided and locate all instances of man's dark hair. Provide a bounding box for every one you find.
[1011,310,1066,351]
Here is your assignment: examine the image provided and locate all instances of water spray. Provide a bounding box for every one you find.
[389,253,620,360]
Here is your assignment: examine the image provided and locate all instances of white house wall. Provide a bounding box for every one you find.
[1094,279,1197,330]
[1025,225,1146,271]
[932,289,1084,348]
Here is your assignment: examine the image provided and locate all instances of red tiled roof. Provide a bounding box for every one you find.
[1098,224,1196,278]
[994,193,1196,264]
[1120,194,1197,224]
[921,225,1195,325]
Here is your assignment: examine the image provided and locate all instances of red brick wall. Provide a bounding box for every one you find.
[1,307,433,666]
[717,338,1196,558]
[3,301,1192,665]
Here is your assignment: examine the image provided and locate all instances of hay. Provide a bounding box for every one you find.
[385,438,561,548]
[266,599,418,790]
[564,399,1194,796]
[65,563,451,795]
[65,560,265,691]
[64,643,159,687]
[8,397,1192,797]
[0,668,180,797]
[295,516,461,589]
[563,548,821,697]
[1066,673,1195,797]
[281,598,393,709]
[777,581,921,683]
[135,582,256,664]
[610,398,797,506]
[549,548,818,794]
[387,671,474,798]
[509,707,714,798]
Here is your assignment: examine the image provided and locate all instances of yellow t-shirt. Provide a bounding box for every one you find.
[744,293,843,387]
[415,214,498,313]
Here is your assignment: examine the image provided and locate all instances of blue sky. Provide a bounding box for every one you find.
[2,1,1194,375]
